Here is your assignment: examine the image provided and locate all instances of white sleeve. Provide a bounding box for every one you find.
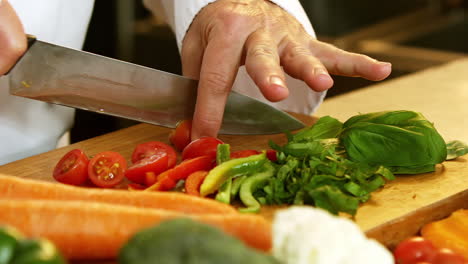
[143,0,316,50]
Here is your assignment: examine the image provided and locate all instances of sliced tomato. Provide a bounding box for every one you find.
[125,152,168,184]
[147,156,214,191]
[266,149,278,162]
[230,149,261,159]
[131,141,177,168]
[182,137,224,160]
[169,120,192,152]
[53,149,89,186]
[88,151,127,188]
[185,171,208,196]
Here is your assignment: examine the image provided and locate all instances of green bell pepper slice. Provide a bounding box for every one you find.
[239,162,275,213]
[200,153,267,197]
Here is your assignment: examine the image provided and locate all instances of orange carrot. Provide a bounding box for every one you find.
[0,199,272,260]
[185,171,208,196]
[0,174,236,215]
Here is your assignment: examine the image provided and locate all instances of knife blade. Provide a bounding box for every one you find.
[8,36,305,135]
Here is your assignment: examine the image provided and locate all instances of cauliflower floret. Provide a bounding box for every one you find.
[273,206,394,264]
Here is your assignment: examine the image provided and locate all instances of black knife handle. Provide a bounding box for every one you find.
[26,34,37,48]
[4,34,37,75]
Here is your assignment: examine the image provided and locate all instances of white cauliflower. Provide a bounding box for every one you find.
[272,207,394,264]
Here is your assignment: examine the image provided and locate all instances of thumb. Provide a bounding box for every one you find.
[0,0,27,75]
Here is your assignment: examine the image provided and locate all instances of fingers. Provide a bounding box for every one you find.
[279,40,334,92]
[0,0,27,75]
[311,40,392,81]
[191,37,244,140]
[244,31,289,102]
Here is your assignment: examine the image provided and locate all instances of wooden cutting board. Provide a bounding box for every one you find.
[0,112,466,258]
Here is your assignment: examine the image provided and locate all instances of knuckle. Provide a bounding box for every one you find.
[283,43,311,61]
[249,44,276,59]
[202,71,230,96]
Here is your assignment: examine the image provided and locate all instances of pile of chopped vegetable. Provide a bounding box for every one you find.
[199,110,466,216]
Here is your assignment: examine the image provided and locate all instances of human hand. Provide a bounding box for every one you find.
[182,0,392,140]
[0,0,27,75]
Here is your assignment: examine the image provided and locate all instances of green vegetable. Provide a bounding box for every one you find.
[239,163,276,213]
[292,115,343,142]
[0,227,65,264]
[10,240,66,264]
[215,179,232,204]
[200,153,267,197]
[231,175,247,198]
[118,219,278,264]
[216,144,231,165]
[446,140,468,160]
[0,227,22,264]
[339,110,447,174]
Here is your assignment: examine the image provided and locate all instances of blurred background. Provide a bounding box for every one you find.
[71,0,468,143]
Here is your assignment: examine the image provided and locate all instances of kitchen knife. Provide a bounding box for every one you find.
[8,36,305,135]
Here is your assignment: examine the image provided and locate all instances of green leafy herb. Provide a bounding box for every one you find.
[446,140,468,160]
[340,110,447,174]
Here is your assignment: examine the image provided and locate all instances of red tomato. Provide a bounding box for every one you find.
[182,137,224,160]
[432,248,466,264]
[230,149,261,159]
[88,151,127,188]
[131,141,177,168]
[169,120,192,152]
[394,237,437,264]
[266,149,278,162]
[125,152,169,184]
[53,149,89,186]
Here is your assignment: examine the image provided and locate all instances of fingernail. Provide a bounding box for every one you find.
[314,68,329,76]
[270,76,286,89]
[378,61,392,67]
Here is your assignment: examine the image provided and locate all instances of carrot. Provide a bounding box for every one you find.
[0,199,272,259]
[0,174,236,215]
[185,171,208,196]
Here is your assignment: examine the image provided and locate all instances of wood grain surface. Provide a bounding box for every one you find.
[2,60,468,262]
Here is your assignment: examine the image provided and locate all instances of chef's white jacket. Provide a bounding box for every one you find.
[0,0,325,165]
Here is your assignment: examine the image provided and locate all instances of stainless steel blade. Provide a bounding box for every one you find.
[8,39,305,135]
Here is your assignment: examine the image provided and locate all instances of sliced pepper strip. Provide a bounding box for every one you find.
[200,153,267,197]
[146,156,214,192]
[239,162,275,213]
[184,171,208,196]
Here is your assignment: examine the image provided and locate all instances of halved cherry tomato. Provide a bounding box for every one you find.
[185,171,208,196]
[169,120,192,152]
[394,237,437,264]
[230,149,261,159]
[432,248,466,264]
[131,141,177,168]
[88,151,127,188]
[147,156,214,191]
[266,149,278,162]
[182,137,224,160]
[53,149,89,186]
[144,171,158,186]
[125,152,168,184]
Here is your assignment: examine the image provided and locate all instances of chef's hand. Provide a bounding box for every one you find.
[0,0,27,75]
[182,0,392,140]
